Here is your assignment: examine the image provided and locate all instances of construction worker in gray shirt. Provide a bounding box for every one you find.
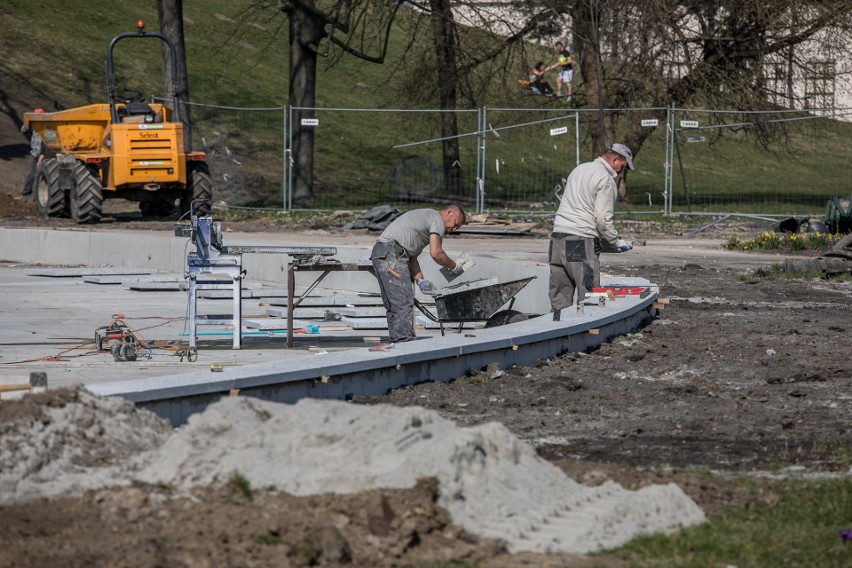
[370,205,467,346]
[549,144,634,318]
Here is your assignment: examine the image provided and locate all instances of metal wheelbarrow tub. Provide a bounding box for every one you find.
[414,276,536,335]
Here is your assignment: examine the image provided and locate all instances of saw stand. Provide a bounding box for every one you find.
[184,216,245,349]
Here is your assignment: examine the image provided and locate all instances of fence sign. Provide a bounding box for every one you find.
[680,120,699,128]
[687,136,706,143]
[641,119,659,127]
[301,118,319,126]
[549,126,568,136]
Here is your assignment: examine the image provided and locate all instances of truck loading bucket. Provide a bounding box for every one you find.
[24,105,112,154]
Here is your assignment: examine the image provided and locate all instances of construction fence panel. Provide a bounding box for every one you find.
[165,100,850,216]
[668,108,852,215]
[480,107,671,214]
[479,108,579,213]
[177,101,286,209]
[288,108,481,212]
[591,107,671,214]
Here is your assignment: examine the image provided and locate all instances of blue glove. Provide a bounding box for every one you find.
[616,239,633,252]
[417,279,438,295]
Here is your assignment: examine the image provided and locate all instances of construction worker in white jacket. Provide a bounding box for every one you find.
[549,143,634,318]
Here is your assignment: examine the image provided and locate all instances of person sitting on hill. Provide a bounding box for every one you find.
[527,62,554,96]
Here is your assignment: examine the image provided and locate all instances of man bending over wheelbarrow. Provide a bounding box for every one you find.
[370,204,471,346]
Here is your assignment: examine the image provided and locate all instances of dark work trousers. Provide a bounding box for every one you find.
[21,155,39,196]
[370,241,416,343]
[548,233,601,311]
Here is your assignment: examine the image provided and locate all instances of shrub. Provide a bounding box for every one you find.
[724,231,840,252]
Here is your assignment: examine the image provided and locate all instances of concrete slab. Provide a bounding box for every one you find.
[416,316,482,330]
[336,307,387,317]
[85,274,184,285]
[243,319,316,330]
[265,307,345,319]
[0,262,391,390]
[252,287,334,298]
[126,282,188,291]
[25,267,157,277]
[261,296,384,307]
[340,317,388,330]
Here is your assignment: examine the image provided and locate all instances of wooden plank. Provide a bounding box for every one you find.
[0,384,31,394]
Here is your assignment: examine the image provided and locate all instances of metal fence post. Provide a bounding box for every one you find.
[281,105,290,211]
[477,106,487,214]
[285,105,293,212]
[574,112,580,167]
[665,103,675,215]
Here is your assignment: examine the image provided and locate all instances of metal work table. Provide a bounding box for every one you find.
[286,259,376,347]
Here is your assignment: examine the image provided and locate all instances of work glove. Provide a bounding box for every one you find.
[449,251,475,274]
[417,279,439,295]
[615,239,633,252]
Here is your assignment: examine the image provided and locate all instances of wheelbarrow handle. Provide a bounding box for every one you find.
[413,298,440,323]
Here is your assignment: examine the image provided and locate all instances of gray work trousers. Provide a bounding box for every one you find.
[370,241,416,343]
[548,233,601,311]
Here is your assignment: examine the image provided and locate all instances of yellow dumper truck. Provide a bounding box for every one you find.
[23,21,211,224]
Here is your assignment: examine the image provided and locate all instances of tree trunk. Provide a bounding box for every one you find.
[572,0,629,201]
[429,0,462,199]
[282,0,324,206]
[157,0,193,150]
[572,1,612,159]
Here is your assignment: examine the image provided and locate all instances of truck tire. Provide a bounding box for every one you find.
[70,162,103,224]
[181,162,213,217]
[35,158,69,218]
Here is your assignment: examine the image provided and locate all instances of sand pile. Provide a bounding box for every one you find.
[0,388,705,554]
[0,387,170,504]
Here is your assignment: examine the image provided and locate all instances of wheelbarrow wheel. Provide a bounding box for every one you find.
[485,309,529,328]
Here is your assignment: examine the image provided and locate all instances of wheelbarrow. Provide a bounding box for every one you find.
[413,276,537,336]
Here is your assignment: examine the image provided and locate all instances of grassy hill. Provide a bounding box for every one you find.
[1,1,849,216]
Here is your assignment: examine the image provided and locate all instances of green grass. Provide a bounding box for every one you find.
[287,535,319,563]
[256,532,281,546]
[228,471,254,503]
[606,478,852,568]
[469,372,490,386]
